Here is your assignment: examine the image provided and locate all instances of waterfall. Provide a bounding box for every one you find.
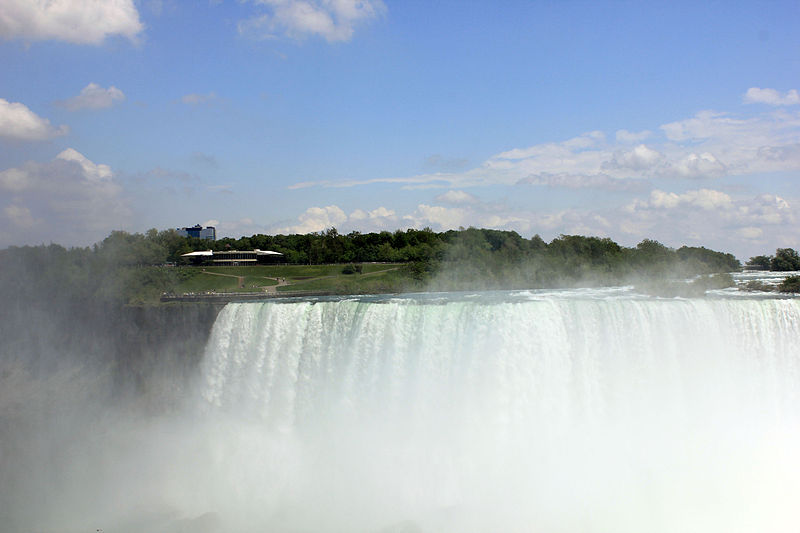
[194,293,800,533]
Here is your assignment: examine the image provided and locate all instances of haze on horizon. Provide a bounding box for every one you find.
[1,0,799,260]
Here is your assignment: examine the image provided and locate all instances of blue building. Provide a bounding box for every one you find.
[177,224,216,240]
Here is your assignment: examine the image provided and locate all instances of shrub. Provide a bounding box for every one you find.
[778,275,800,293]
[341,264,362,275]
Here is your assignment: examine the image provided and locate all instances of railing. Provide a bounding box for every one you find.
[161,290,334,303]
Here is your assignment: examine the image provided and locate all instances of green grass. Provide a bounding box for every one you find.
[277,266,411,294]
[171,264,407,295]
[173,267,278,293]
[173,272,241,293]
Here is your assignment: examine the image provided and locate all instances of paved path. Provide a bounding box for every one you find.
[261,277,290,295]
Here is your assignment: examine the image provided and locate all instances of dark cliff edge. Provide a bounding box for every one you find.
[111,303,224,406]
[0,300,224,531]
[1,300,224,412]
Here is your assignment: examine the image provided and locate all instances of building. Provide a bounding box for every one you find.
[181,249,283,266]
[177,224,216,240]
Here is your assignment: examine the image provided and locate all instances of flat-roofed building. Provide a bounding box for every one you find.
[181,249,283,266]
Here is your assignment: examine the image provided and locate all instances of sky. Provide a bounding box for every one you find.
[1,0,799,259]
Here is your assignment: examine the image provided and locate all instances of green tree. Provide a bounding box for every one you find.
[746,255,772,270]
[771,248,800,271]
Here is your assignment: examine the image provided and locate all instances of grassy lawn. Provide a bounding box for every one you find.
[171,264,406,294]
[173,267,278,293]
[277,266,409,294]
[173,272,242,293]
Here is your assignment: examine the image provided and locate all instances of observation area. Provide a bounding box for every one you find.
[181,249,283,266]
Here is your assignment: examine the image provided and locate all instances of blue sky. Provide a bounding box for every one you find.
[1,0,799,259]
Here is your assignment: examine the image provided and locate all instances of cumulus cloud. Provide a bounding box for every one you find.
[350,206,395,220]
[744,87,800,106]
[604,144,664,172]
[435,190,478,205]
[0,98,69,141]
[274,205,347,234]
[405,204,468,230]
[0,0,143,44]
[0,149,129,247]
[638,189,734,211]
[671,152,727,179]
[271,183,800,258]
[57,83,125,111]
[619,188,797,255]
[181,92,217,105]
[239,0,385,42]
[292,98,800,191]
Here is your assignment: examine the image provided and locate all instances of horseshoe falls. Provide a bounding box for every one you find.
[194,291,800,533]
[7,290,800,533]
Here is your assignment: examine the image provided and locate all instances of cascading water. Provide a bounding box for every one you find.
[193,290,800,533]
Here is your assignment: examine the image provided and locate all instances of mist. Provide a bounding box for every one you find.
[0,246,221,532]
[2,242,799,532]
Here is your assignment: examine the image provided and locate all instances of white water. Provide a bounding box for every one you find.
[194,291,800,533]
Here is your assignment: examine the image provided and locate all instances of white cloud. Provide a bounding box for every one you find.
[58,83,125,111]
[0,0,143,45]
[604,144,664,172]
[292,100,800,191]
[405,204,468,230]
[181,92,217,105]
[671,152,727,179]
[0,149,129,247]
[0,98,69,141]
[275,205,347,234]
[350,206,395,220]
[629,189,734,212]
[659,110,749,142]
[269,185,800,258]
[435,190,478,205]
[517,172,642,191]
[677,189,734,210]
[619,188,797,255]
[736,226,763,240]
[646,190,681,210]
[56,148,113,181]
[744,87,800,106]
[616,129,652,143]
[240,0,385,42]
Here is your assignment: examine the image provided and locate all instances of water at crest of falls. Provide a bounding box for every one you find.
[194,289,800,533]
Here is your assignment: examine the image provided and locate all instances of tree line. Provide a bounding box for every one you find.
[746,248,800,271]
[1,227,743,304]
